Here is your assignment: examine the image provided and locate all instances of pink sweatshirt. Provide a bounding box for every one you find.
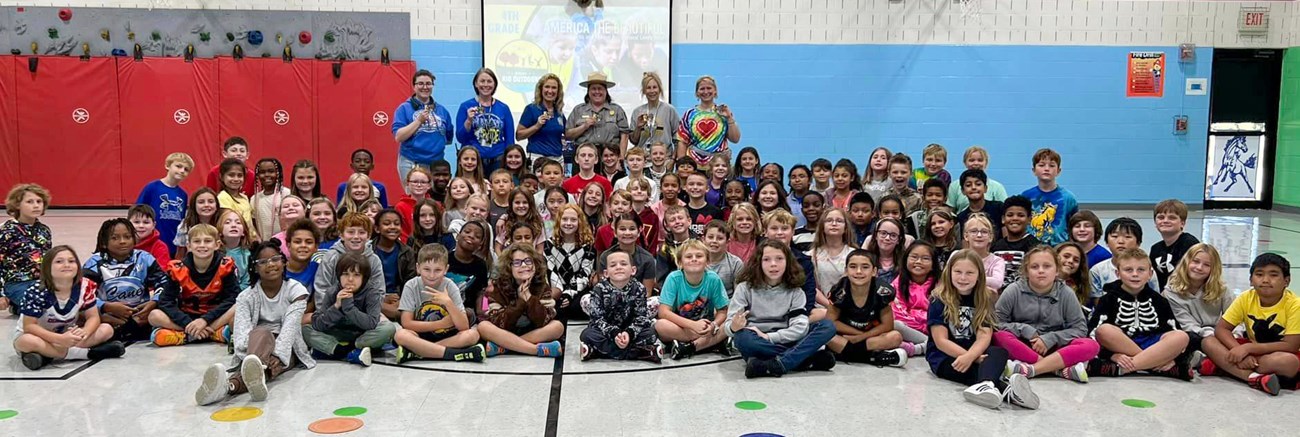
[891,276,934,333]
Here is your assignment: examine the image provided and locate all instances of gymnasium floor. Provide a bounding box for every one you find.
[0,208,1296,436]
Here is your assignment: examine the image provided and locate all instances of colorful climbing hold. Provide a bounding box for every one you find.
[210,406,263,422]
[0,410,17,421]
[308,417,364,434]
[47,28,58,39]
[298,31,312,45]
[225,32,235,42]
[151,30,161,41]
[734,401,767,411]
[199,32,211,42]
[57,8,72,22]
[1121,399,1156,409]
[332,407,367,417]
[100,30,110,41]
[324,31,336,43]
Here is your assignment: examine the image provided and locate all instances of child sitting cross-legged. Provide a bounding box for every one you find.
[580,250,663,363]
[655,239,731,360]
[726,240,837,378]
[393,244,486,363]
[825,249,908,367]
[1199,253,1300,396]
[478,244,565,358]
[14,246,126,370]
[304,212,398,366]
[1086,247,1194,380]
[83,218,168,342]
[149,223,240,347]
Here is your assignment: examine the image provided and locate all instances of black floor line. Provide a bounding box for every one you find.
[543,322,567,437]
[0,340,139,381]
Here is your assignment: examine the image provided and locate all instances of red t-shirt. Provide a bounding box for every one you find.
[561,174,612,199]
[206,165,256,197]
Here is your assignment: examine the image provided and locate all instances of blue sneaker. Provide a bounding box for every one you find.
[484,342,504,357]
[345,347,373,367]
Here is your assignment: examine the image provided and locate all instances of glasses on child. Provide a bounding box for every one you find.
[907,254,931,262]
[877,231,900,241]
[253,255,285,266]
[966,229,991,236]
[511,258,534,267]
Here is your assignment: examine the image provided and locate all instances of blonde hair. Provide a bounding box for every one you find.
[165,152,195,170]
[5,183,50,218]
[961,213,993,249]
[963,146,989,165]
[444,177,476,211]
[339,173,374,214]
[532,73,565,112]
[709,154,731,179]
[641,72,664,97]
[727,202,761,239]
[694,75,717,95]
[188,223,220,242]
[551,204,594,246]
[675,239,709,265]
[922,143,948,160]
[1168,243,1227,303]
[762,209,797,230]
[1019,245,1059,280]
[935,249,995,330]
[217,208,253,249]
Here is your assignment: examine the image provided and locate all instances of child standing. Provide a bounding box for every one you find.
[910,143,952,189]
[809,158,833,193]
[1162,243,1233,346]
[864,218,907,287]
[650,173,683,230]
[1199,253,1300,396]
[1090,217,1159,301]
[393,245,486,363]
[656,240,730,359]
[194,239,315,405]
[702,221,743,295]
[887,154,923,214]
[173,188,221,260]
[136,152,193,254]
[1150,199,1200,289]
[828,159,862,210]
[929,249,1038,410]
[684,172,724,238]
[149,224,240,346]
[290,159,323,201]
[1068,210,1110,268]
[581,250,662,362]
[333,149,390,207]
[705,155,731,208]
[996,246,1100,382]
[337,173,378,218]
[892,241,938,356]
[1021,148,1078,246]
[946,146,1007,211]
[627,178,663,253]
[847,192,875,246]
[374,209,418,320]
[455,147,488,196]
[561,143,614,199]
[307,197,340,257]
[408,199,455,253]
[825,249,907,366]
[727,240,837,378]
[395,167,435,241]
[1,184,53,314]
[1086,248,1193,379]
[924,209,958,268]
[954,169,1003,236]
[732,147,762,193]
[546,205,597,319]
[14,246,126,370]
[647,142,674,181]
[251,158,291,239]
[218,209,253,291]
[205,137,255,197]
[128,205,172,264]
[83,218,168,341]
[478,244,564,358]
[487,170,514,228]
[991,195,1040,290]
[305,213,398,366]
[791,191,824,253]
[216,158,258,241]
[862,147,892,205]
[808,208,853,301]
[787,165,812,228]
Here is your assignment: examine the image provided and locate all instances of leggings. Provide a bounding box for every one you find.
[994,331,1099,367]
[932,345,1010,390]
[230,326,294,394]
[893,321,928,344]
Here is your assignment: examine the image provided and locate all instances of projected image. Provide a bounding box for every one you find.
[484,0,671,123]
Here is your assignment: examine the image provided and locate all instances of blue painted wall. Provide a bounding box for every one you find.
[412,40,1212,204]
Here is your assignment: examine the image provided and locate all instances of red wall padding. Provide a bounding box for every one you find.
[118,58,221,197]
[0,56,17,191]
[15,57,124,205]
[1,56,413,207]
[218,58,316,175]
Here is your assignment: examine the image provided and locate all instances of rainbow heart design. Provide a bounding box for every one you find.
[686,108,727,158]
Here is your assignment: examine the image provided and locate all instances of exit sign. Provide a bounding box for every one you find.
[1240,7,1269,35]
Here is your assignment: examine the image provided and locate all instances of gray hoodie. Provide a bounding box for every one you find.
[725,281,809,345]
[312,242,386,332]
[995,278,1089,350]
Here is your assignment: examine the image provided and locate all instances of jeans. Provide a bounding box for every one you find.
[734,318,836,372]
[302,321,396,355]
[994,330,1100,367]
[933,345,1010,389]
[480,155,503,175]
[397,154,429,193]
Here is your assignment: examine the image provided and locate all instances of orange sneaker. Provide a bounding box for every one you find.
[211,325,232,344]
[151,328,186,347]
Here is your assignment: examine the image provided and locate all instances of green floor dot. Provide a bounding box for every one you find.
[333,406,367,417]
[1121,399,1155,408]
[734,401,766,411]
[0,410,16,420]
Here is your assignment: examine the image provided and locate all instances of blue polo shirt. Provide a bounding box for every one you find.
[392,98,454,164]
[519,103,566,157]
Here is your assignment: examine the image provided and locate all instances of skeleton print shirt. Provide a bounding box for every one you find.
[1088,281,1178,338]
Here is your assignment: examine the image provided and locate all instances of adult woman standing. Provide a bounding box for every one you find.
[517,74,568,165]
[456,68,515,175]
[676,76,742,167]
[629,72,679,151]
[392,70,454,186]
[565,72,631,158]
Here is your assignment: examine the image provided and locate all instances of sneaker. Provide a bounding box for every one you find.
[744,358,783,379]
[1199,355,1218,376]
[580,342,595,361]
[451,344,485,362]
[1054,362,1089,383]
[1086,359,1121,377]
[1004,373,1040,410]
[1158,353,1196,381]
[806,350,837,371]
[718,338,739,357]
[20,352,48,371]
[1008,360,1035,378]
[241,355,268,402]
[670,340,696,360]
[484,342,505,358]
[645,343,665,364]
[151,328,186,347]
[88,341,126,360]
[212,325,232,344]
[1003,360,1018,379]
[866,349,908,368]
[195,363,229,406]
[962,381,1003,409]
[381,342,398,352]
[536,340,563,358]
[394,346,415,364]
[1249,373,1281,396]
[345,347,373,367]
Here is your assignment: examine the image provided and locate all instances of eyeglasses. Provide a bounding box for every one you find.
[966,229,991,236]
[415,82,434,87]
[408,180,431,186]
[511,258,534,267]
[907,255,932,262]
[824,218,846,224]
[253,255,285,266]
[877,231,900,241]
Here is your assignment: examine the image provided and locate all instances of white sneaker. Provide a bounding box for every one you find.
[195,363,229,406]
[241,355,268,402]
[1004,373,1040,410]
[963,381,1003,409]
[887,348,908,367]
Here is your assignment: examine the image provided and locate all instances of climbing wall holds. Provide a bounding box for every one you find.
[324,31,335,43]
[100,29,110,41]
[151,31,161,41]
[276,32,283,44]
[199,32,211,42]
[127,31,135,41]
[30,42,37,54]
[47,28,58,39]
[111,48,126,56]
[225,32,235,42]
[298,31,312,45]
[58,8,72,22]
[248,30,264,46]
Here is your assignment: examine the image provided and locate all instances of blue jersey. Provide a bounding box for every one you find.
[135,180,187,254]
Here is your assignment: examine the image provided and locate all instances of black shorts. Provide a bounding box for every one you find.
[417,330,458,343]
